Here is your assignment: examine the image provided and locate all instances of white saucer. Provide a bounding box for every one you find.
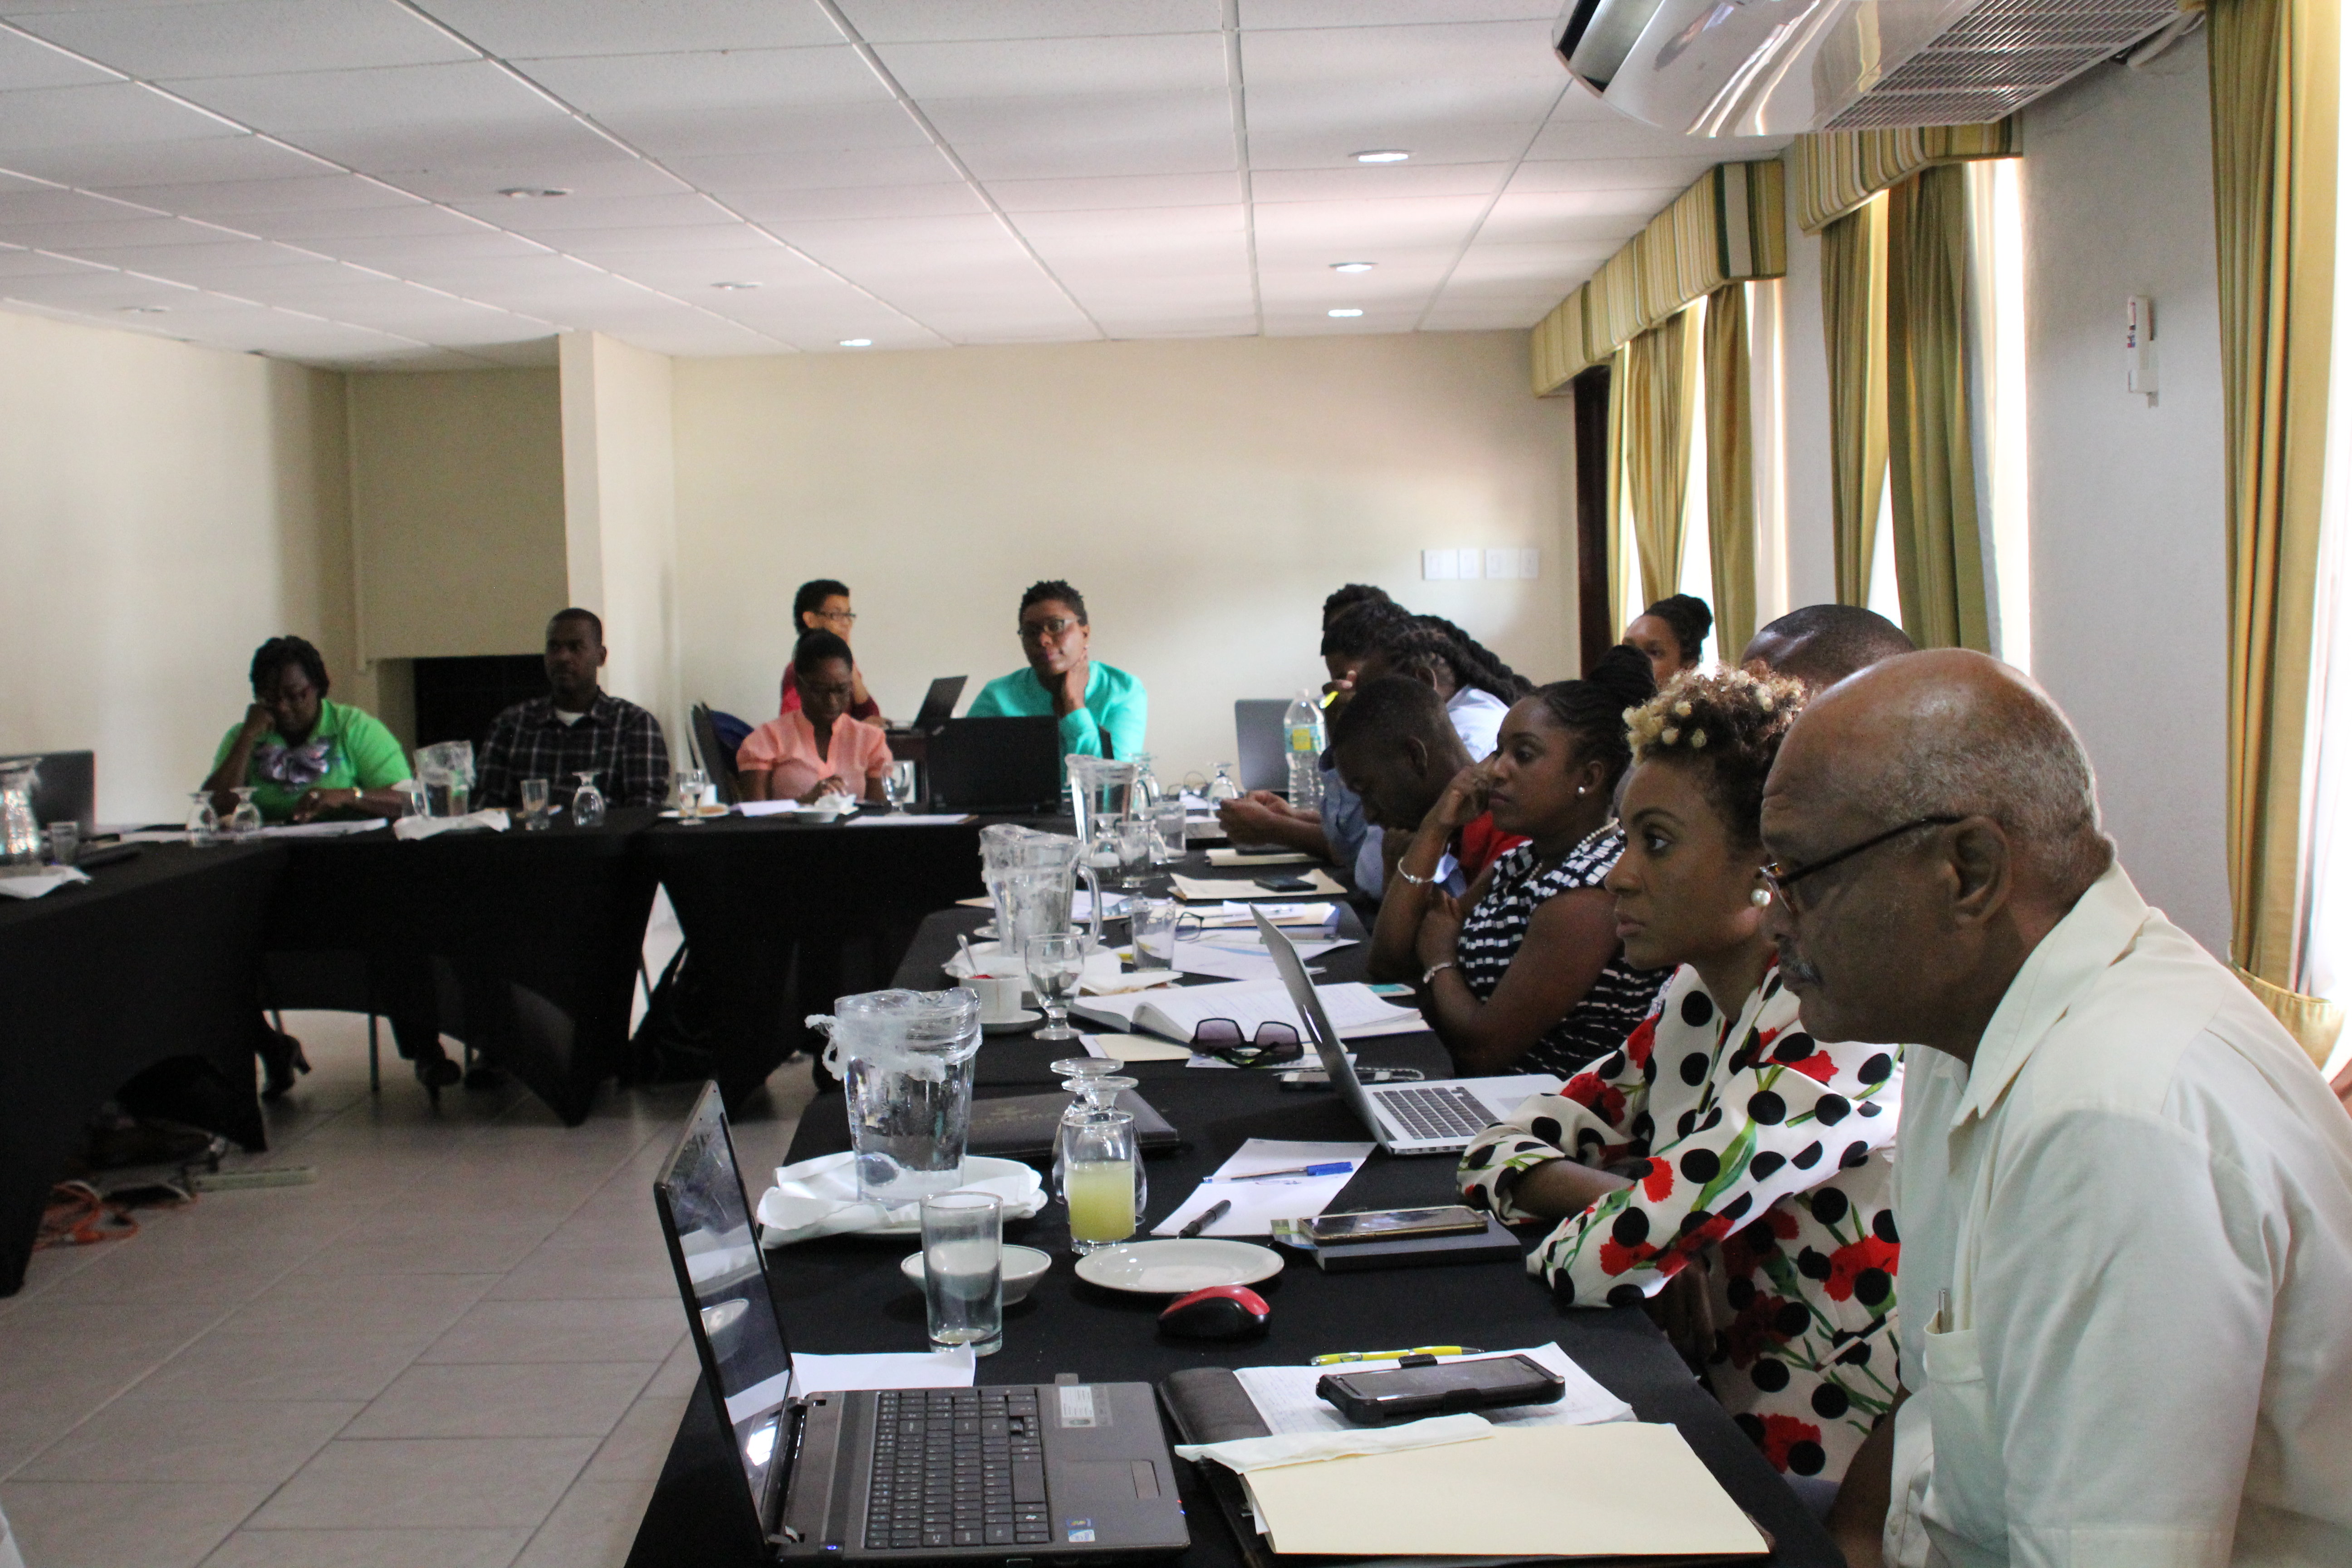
[1072,1239,1284,1296]
[980,1009,1041,1034]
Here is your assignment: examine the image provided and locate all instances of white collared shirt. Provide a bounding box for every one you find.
[1886,864,2352,1568]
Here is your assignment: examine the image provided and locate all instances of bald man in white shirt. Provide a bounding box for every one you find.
[1758,650,2352,1568]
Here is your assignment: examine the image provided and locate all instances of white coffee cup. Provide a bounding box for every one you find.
[971,975,1027,1018]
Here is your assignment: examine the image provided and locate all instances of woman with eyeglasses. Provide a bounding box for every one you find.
[779,578,881,722]
[966,580,1147,761]
[1455,667,1902,1501]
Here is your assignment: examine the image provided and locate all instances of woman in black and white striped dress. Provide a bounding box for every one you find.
[1411,646,1672,1079]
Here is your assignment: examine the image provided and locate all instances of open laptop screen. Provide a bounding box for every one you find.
[655,1084,794,1524]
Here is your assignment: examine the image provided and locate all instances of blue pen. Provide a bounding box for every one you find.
[1214,1161,1356,1182]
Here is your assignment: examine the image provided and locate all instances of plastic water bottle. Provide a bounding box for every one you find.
[1284,691,1325,811]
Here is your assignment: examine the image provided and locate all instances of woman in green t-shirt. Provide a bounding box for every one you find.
[205,637,413,824]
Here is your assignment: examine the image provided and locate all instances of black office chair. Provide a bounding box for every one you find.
[690,704,742,805]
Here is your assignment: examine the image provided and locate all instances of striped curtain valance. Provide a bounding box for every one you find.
[1531,160,1787,395]
[1791,120,2021,235]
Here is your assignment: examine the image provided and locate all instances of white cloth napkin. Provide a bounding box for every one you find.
[392,808,511,841]
[0,867,91,900]
[1175,1413,1495,1474]
[755,1152,1045,1245]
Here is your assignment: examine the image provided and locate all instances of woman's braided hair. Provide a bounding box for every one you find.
[1530,644,1655,792]
[1405,614,1534,701]
[1624,666,1805,845]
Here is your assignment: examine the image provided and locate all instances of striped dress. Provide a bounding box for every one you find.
[1453,826,1671,1078]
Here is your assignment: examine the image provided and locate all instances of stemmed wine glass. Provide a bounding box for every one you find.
[883,759,917,813]
[228,787,263,841]
[570,770,605,829]
[186,791,221,848]
[1024,932,1085,1042]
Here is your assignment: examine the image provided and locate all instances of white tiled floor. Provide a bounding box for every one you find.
[0,1007,817,1568]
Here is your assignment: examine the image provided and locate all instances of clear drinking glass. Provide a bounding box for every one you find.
[571,771,605,829]
[45,821,78,867]
[186,791,222,848]
[1151,799,1187,864]
[674,769,707,822]
[519,777,550,829]
[921,1191,1004,1356]
[1130,897,1184,972]
[395,779,427,819]
[1206,764,1242,803]
[1024,932,1086,1042]
[1059,1109,1139,1254]
[1114,819,1153,886]
[883,759,917,813]
[228,786,264,841]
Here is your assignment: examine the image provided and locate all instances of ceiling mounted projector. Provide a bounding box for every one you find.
[1553,0,2190,138]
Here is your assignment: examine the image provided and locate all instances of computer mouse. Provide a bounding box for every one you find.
[1157,1285,1271,1340]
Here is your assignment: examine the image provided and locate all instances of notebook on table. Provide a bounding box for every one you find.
[653,1081,1188,1563]
[1251,910,1560,1156]
[1068,978,1425,1046]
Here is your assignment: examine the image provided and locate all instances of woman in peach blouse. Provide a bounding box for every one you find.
[737,631,894,803]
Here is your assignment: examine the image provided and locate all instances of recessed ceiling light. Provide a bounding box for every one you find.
[710,281,760,290]
[1353,150,1410,163]
[1331,261,1375,273]
[1328,308,1364,318]
[497,186,570,199]
[119,304,169,314]
[838,338,873,348]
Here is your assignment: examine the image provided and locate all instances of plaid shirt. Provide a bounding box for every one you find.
[476,692,671,811]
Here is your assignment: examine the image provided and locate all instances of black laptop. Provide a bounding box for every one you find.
[1232,701,1290,796]
[910,677,968,734]
[924,717,1064,814]
[653,1083,1188,1563]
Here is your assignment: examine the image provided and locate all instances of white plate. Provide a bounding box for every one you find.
[981,1009,1040,1034]
[1073,1239,1284,1296]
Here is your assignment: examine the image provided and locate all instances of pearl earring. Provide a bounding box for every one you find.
[1750,887,1772,907]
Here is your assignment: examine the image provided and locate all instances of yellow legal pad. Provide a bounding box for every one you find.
[1240,1423,1769,1558]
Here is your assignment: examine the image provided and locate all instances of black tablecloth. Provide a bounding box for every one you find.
[628,906,1837,1568]
[639,814,996,1109]
[0,843,280,1294]
[260,810,660,1125]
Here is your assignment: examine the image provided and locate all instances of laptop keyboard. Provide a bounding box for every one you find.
[1374,1083,1494,1142]
[866,1387,1050,1551]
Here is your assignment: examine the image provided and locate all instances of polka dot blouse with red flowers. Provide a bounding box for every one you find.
[1455,962,1904,1482]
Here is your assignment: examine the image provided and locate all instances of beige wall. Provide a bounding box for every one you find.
[348,367,567,662]
[561,332,680,736]
[672,331,1578,779]
[0,308,354,823]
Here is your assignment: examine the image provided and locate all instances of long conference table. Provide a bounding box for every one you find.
[0,807,1002,1295]
[623,905,1841,1568]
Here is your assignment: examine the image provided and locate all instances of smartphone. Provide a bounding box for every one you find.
[1254,874,1317,894]
[1305,1205,1488,1246]
[1316,1354,1566,1425]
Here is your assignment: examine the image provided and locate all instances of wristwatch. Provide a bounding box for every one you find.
[1421,959,1457,986]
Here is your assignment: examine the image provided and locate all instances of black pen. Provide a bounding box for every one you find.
[1178,1199,1232,1239]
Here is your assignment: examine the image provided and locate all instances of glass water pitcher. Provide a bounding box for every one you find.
[0,759,41,875]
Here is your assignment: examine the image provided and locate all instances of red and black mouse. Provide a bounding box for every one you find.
[1157,1285,1271,1340]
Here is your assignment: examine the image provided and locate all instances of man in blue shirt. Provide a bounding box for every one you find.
[968,580,1147,760]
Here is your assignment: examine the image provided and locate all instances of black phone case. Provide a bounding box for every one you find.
[1314,1354,1567,1425]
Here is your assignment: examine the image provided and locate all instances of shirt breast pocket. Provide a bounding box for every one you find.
[1920,1324,2004,1552]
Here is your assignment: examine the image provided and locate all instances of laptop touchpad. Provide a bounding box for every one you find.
[1058,1460,1161,1503]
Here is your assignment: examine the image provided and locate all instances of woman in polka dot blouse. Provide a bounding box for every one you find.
[1456,668,1902,1487]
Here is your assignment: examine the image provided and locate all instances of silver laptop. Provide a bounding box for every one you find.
[1251,909,1559,1156]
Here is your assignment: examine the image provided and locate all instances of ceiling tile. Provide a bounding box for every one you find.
[0,26,118,89]
[723,182,986,223]
[90,173,421,218]
[44,236,332,274]
[1253,192,1490,248]
[0,82,241,148]
[448,190,739,232]
[1246,119,1541,171]
[595,101,932,162]
[292,120,633,178]
[985,171,1237,211]
[840,0,1219,43]
[517,46,885,115]
[1476,189,1671,243]
[306,229,554,269]
[953,133,1234,182]
[1249,161,1508,201]
[0,211,250,247]
[230,202,495,242]
[543,225,788,259]
[409,0,844,57]
[920,88,1229,147]
[0,132,334,184]
[0,183,159,225]
[1241,19,1562,84]
[160,60,561,132]
[0,241,112,277]
[390,159,687,203]
[1526,115,1785,163]
[1241,0,1556,22]
[872,34,1228,99]
[1444,239,1617,284]
[665,145,956,194]
[15,0,472,79]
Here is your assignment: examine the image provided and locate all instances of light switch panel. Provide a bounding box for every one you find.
[1422,549,1458,581]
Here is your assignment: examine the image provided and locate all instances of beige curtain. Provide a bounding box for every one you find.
[1621,308,1701,607]
[1704,283,1757,654]
[1606,343,1631,636]
[1821,198,1887,606]
[1885,165,1991,651]
[2209,0,2345,1062]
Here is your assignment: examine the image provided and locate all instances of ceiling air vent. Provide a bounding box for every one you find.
[1557,0,2190,138]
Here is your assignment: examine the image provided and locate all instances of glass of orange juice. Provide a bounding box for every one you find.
[1059,1110,1139,1254]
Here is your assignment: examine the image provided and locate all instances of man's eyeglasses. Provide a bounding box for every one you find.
[1762,816,1964,902]
[1019,617,1079,641]
[818,608,857,623]
[1190,1019,1303,1068]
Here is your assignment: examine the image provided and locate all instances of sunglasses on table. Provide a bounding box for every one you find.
[1190,1019,1304,1068]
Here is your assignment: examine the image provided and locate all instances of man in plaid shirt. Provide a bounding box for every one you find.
[475,608,671,811]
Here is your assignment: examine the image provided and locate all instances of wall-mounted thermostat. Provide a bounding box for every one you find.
[2126,295,2157,402]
